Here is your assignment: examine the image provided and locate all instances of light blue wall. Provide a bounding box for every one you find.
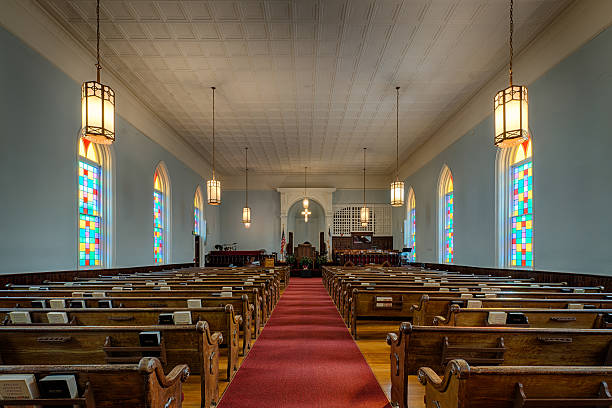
[288,200,325,251]
[219,190,280,254]
[403,24,612,276]
[333,189,389,204]
[0,26,217,273]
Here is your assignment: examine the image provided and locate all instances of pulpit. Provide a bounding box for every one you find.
[295,243,316,263]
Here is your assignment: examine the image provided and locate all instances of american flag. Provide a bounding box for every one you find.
[280,227,286,258]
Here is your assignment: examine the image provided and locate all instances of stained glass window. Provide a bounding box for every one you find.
[194,193,201,236]
[407,190,416,262]
[78,138,101,267]
[510,139,533,267]
[154,173,164,264]
[443,174,454,263]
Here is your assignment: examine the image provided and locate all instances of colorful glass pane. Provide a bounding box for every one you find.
[444,192,454,263]
[154,189,164,263]
[511,160,533,267]
[194,206,201,236]
[409,208,416,262]
[78,159,101,267]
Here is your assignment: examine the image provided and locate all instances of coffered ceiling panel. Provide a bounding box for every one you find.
[37,0,572,176]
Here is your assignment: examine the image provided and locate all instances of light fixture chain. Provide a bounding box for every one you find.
[212,87,216,179]
[396,86,400,180]
[363,148,366,206]
[96,0,101,81]
[245,147,248,206]
[509,0,514,86]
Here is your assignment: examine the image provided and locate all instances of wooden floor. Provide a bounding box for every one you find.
[355,320,425,407]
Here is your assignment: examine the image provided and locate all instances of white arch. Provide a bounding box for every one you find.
[154,161,172,264]
[437,164,454,263]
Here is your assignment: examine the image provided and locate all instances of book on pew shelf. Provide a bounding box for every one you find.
[487,311,507,325]
[574,288,585,293]
[158,313,174,325]
[244,282,254,286]
[423,282,439,287]
[567,303,584,309]
[173,311,192,325]
[111,286,123,291]
[458,288,469,292]
[97,299,112,308]
[38,374,77,407]
[46,312,69,324]
[484,293,497,298]
[439,287,450,292]
[467,300,482,308]
[187,299,202,309]
[222,286,233,291]
[29,287,40,291]
[63,282,74,286]
[92,291,106,298]
[0,373,39,408]
[139,331,161,346]
[506,312,528,325]
[220,291,233,298]
[49,299,66,309]
[159,286,171,291]
[584,304,597,309]
[9,311,31,324]
[145,282,155,286]
[473,294,485,298]
[460,293,473,299]
[69,300,86,309]
[71,292,84,298]
[31,300,46,308]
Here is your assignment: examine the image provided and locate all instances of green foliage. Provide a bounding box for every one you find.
[285,254,296,266]
[300,256,313,268]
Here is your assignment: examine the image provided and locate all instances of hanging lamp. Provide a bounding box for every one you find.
[360,148,370,227]
[390,86,405,207]
[207,87,221,205]
[494,0,529,148]
[81,0,115,145]
[302,166,309,209]
[242,147,251,228]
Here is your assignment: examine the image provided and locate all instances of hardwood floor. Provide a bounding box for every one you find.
[355,320,425,407]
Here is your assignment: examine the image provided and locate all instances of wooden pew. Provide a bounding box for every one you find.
[0,306,241,380]
[0,357,189,408]
[434,306,612,329]
[0,322,221,408]
[413,294,612,325]
[418,359,612,408]
[386,322,612,408]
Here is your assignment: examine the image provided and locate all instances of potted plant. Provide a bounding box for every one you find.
[300,256,313,278]
[285,254,296,268]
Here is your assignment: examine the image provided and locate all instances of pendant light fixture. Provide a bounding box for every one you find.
[81,0,115,145]
[302,166,309,210]
[301,166,311,222]
[242,147,251,228]
[207,87,221,205]
[390,86,405,207]
[494,0,529,148]
[360,148,369,227]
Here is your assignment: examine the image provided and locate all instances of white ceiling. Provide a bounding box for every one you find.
[38,0,571,176]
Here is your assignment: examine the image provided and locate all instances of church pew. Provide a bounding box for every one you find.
[386,322,612,408]
[0,358,189,408]
[0,322,221,408]
[434,306,612,329]
[348,289,612,338]
[0,287,269,324]
[0,306,242,378]
[412,294,612,325]
[417,359,612,408]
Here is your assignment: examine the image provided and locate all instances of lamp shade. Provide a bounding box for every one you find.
[81,80,115,144]
[360,206,369,227]
[390,180,405,207]
[302,197,309,209]
[242,206,251,226]
[494,85,529,148]
[207,178,221,205]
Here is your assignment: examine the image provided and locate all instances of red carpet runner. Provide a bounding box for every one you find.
[217,277,391,408]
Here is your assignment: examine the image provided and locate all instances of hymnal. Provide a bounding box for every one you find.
[466,300,482,309]
[187,299,201,309]
[9,311,31,324]
[49,299,66,309]
[173,311,192,325]
[439,287,450,292]
[92,291,106,298]
[47,312,69,324]
[31,300,46,308]
[460,293,473,299]
[111,286,123,291]
[71,292,84,298]
[158,313,174,325]
[506,312,528,325]
[97,299,113,308]
[38,374,78,406]
[0,373,39,407]
[69,300,86,309]
[139,331,161,347]
[487,311,507,325]
[159,286,171,291]
[567,303,584,309]
[244,282,254,286]
[222,287,232,291]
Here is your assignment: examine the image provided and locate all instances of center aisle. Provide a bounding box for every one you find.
[217,277,391,408]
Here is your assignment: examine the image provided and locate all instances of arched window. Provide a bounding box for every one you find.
[438,166,454,263]
[497,138,533,268]
[406,188,416,261]
[77,138,112,268]
[194,188,203,236]
[153,163,171,264]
